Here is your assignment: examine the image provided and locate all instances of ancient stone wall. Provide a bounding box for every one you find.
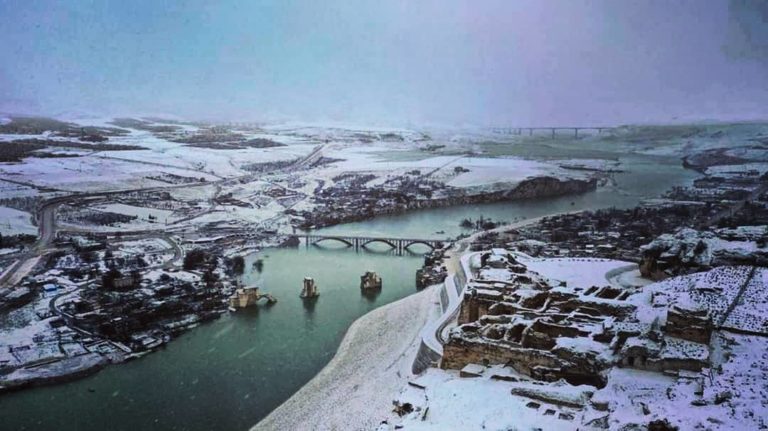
[441,338,566,374]
[665,308,712,344]
[458,296,494,324]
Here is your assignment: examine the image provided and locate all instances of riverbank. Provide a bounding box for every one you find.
[252,284,441,431]
[300,175,597,229]
[254,212,571,430]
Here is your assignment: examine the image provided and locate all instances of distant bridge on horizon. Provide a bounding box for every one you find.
[491,126,616,138]
[298,234,450,252]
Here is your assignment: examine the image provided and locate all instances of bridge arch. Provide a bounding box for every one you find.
[360,239,397,249]
[311,237,354,247]
[302,234,450,252]
[403,240,438,250]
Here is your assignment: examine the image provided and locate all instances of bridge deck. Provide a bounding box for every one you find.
[299,234,451,250]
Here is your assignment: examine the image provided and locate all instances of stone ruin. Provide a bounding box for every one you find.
[442,250,714,389]
[228,286,277,308]
[360,271,382,290]
[300,277,319,298]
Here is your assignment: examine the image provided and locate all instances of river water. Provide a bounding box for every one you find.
[0,147,699,431]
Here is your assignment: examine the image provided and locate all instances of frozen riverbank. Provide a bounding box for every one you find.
[252,284,441,431]
[254,210,592,430]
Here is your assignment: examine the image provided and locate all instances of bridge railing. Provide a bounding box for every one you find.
[298,234,451,250]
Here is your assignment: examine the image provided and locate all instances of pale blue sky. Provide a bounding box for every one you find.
[1,0,767,126]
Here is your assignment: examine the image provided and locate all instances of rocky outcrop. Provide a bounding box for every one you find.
[502,176,598,200]
[301,176,597,229]
[409,177,597,210]
[0,353,108,393]
[441,334,568,374]
[665,299,713,344]
[639,226,768,278]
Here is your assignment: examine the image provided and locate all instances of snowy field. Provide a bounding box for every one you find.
[94,203,177,225]
[705,162,768,177]
[100,143,315,178]
[722,268,768,334]
[0,156,220,192]
[518,256,634,288]
[593,332,768,430]
[386,367,593,431]
[0,206,36,236]
[629,266,753,327]
[0,116,639,201]
[110,238,174,266]
[315,142,593,192]
[0,117,320,193]
[0,180,39,198]
[626,123,768,158]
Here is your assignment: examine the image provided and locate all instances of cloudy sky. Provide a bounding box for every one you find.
[1,0,766,126]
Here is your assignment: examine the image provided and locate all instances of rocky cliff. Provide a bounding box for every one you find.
[302,176,597,229]
[404,176,596,211]
[639,226,768,278]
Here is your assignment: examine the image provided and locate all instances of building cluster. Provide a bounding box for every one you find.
[294,173,447,229]
[296,172,598,232]
[62,269,230,351]
[0,236,240,392]
[503,166,768,272]
[509,205,721,261]
[415,248,448,289]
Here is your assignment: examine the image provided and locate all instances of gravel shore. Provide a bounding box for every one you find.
[252,285,440,431]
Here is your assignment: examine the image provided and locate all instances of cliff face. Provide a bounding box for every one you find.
[503,176,598,200]
[299,176,597,230]
[407,176,597,210]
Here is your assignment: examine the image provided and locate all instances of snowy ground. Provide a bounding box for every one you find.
[628,266,755,327]
[110,238,176,267]
[0,155,220,192]
[0,206,36,236]
[94,203,178,225]
[0,179,39,198]
[315,144,594,193]
[383,367,594,431]
[517,255,634,289]
[0,117,319,193]
[622,123,768,158]
[593,332,768,430]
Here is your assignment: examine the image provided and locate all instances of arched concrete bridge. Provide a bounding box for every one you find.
[299,234,450,252]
